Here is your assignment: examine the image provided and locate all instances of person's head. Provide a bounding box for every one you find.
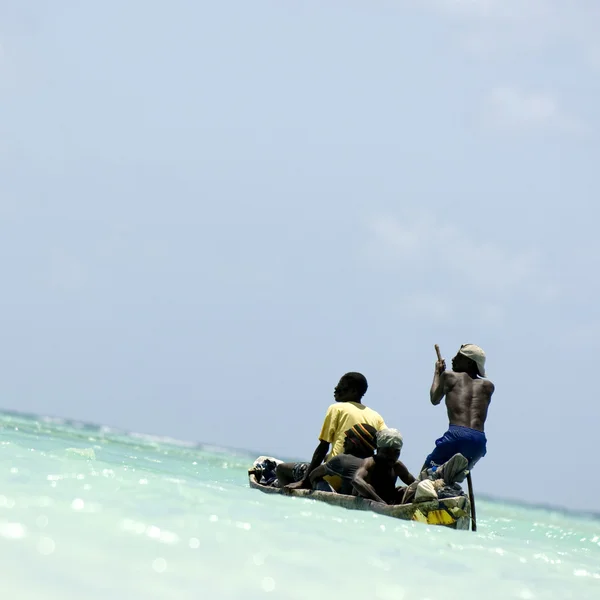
[342,423,377,458]
[334,372,368,403]
[375,428,403,464]
[452,344,486,378]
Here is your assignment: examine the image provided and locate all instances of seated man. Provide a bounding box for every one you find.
[276,372,387,491]
[424,343,495,472]
[351,428,416,504]
[308,423,378,494]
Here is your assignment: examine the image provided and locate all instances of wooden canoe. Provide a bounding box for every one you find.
[248,469,471,529]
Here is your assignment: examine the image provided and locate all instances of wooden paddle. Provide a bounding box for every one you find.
[434,344,478,532]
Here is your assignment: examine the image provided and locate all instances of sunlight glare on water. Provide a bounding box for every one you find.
[1,411,599,599]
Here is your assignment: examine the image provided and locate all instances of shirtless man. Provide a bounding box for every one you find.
[423,343,495,472]
[352,429,416,504]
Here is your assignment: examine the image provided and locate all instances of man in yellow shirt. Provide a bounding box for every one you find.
[276,372,387,490]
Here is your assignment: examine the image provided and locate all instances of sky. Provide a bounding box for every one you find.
[1,0,599,511]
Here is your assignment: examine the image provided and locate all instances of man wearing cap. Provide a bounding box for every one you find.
[308,423,379,494]
[276,372,387,490]
[352,428,416,504]
[423,344,495,472]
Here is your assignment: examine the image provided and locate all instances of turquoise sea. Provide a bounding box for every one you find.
[1,411,599,599]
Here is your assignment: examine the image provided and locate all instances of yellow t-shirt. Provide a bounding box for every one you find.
[318,402,387,491]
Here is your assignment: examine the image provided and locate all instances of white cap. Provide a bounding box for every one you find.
[376,428,404,450]
[458,344,486,377]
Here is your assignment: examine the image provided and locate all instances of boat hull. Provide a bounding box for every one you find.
[248,467,471,530]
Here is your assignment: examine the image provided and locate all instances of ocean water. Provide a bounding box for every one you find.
[1,412,598,600]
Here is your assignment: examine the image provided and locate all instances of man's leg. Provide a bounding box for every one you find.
[462,433,487,471]
[390,486,408,505]
[314,480,335,492]
[275,462,308,486]
[433,453,469,485]
[422,430,460,472]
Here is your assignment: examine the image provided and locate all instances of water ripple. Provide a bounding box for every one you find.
[2,410,600,600]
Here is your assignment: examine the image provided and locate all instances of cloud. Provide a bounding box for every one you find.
[365,212,558,324]
[414,2,594,136]
[482,86,587,134]
[425,0,549,21]
[419,0,600,67]
[425,0,546,21]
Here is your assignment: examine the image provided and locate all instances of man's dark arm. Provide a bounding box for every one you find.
[352,460,386,504]
[286,440,329,489]
[308,463,329,487]
[394,461,416,485]
[430,360,446,405]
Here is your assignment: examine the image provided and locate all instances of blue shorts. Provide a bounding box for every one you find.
[424,425,487,471]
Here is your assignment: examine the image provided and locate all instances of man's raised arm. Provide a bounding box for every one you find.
[430,358,447,406]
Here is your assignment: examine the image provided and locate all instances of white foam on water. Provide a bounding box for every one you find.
[1,412,599,600]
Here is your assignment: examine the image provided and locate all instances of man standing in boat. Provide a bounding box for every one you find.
[423,343,495,472]
[276,372,387,490]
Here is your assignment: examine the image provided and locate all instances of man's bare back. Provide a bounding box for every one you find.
[438,371,494,431]
[424,344,494,471]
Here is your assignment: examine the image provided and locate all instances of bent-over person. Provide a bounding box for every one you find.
[352,428,416,504]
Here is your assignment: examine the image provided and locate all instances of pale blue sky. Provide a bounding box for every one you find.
[1,1,598,511]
